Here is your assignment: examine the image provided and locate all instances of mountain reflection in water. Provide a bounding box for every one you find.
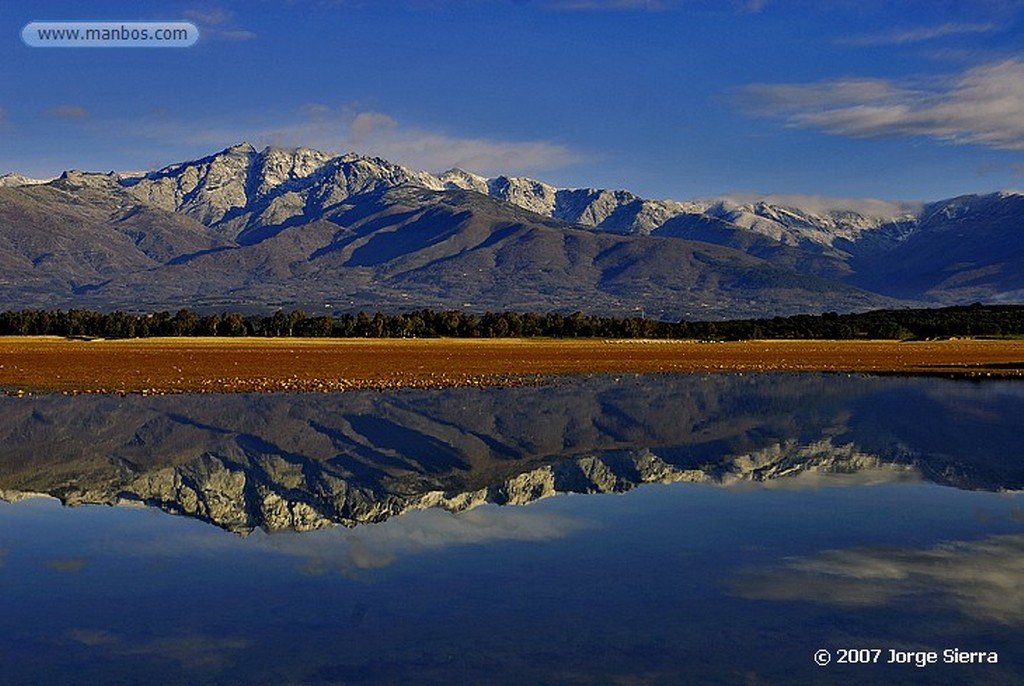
[2,373,1024,685]
[1,373,1021,534]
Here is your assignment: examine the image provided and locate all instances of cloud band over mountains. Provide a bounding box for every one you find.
[741,58,1024,150]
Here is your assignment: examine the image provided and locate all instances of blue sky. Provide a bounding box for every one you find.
[2,0,1024,202]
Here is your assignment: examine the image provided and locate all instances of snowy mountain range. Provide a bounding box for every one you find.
[1,142,1021,316]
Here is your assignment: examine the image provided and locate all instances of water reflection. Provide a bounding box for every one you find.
[1,373,1023,684]
[2,372,1024,536]
[1,374,1022,533]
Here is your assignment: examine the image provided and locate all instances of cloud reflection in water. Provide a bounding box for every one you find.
[733,533,1024,624]
[263,506,590,576]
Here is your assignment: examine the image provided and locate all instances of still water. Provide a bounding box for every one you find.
[0,373,1022,685]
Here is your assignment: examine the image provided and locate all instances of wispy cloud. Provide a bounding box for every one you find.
[262,506,588,576]
[837,22,998,46]
[548,0,763,10]
[48,105,90,119]
[732,534,1024,625]
[67,629,250,670]
[184,7,257,42]
[356,126,580,176]
[114,504,588,576]
[217,29,258,41]
[739,58,1024,150]
[550,0,666,9]
[45,557,90,572]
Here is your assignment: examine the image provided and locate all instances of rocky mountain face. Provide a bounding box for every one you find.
[1,374,1019,534]
[0,143,1021,316]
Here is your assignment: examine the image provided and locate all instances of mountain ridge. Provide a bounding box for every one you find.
[1,142,1021,316]
[9,142,1019,238]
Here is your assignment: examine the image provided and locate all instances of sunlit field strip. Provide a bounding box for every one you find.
[1,337,1022,395]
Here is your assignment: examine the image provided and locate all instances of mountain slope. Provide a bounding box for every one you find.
[1,142,1019,316]
[16,184,886,317]
[438,170,1022,304]
[846,193,1024,302]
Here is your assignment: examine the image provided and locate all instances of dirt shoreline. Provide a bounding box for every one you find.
[1,336,1022,395]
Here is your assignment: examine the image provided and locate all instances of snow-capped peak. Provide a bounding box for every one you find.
[0,172,56,188]
[438,168,489,193]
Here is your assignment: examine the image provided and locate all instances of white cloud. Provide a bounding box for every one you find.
[740,58,1024,150]
[837,22,998,46]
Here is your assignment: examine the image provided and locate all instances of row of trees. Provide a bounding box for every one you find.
[686,305,1024,340]
[0,304,1021,340]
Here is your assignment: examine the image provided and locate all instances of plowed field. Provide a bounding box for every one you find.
[1,337,1022,395]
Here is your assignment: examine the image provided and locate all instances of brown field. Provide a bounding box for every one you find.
[1,336,1023,395]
